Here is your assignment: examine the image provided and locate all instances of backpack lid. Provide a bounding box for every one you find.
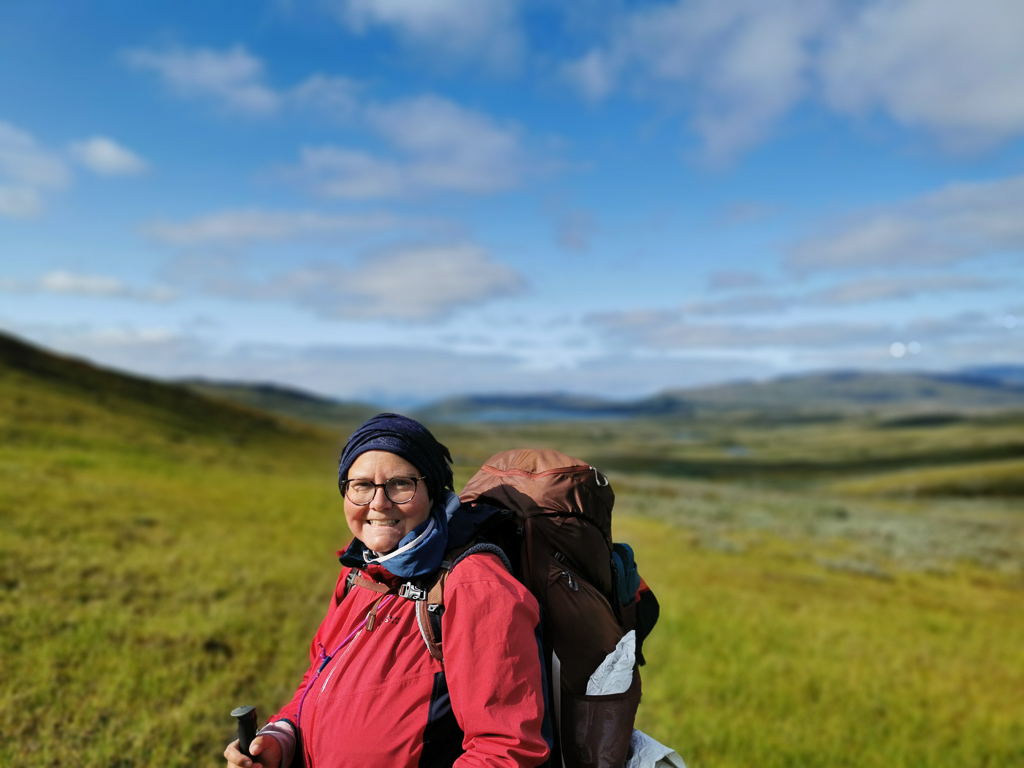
[461,449,615,539]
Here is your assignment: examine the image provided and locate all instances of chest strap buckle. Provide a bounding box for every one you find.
[398,582,427,601]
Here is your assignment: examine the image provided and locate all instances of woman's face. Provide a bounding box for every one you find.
[343,450,433,554]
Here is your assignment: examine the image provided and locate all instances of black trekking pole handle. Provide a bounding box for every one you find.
[231,705,258,758]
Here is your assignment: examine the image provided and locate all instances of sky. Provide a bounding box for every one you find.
[1,0,1022,406]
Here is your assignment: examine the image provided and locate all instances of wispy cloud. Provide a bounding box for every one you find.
[562,0,825,164]
[289,74,362,119]
[0,271,175,302]
[592,310,890,351]
[562,0,1024,162]
[293,147,409,199]
[295,95,531,198]
[68,136,149,176]
[170,242,525,321]
[0,121,71,217]
[124,44,282,114]
[143,209,410,245]
[322,242,525,319]
[124,44,539,198]
[327,0,524,73]
[687,275,999,316]
[810,275,998,305]
[12,325,778,402]
[821,0,1024,152]
[126,42,366,119]
[590,306,1013,375]
[787,175,1024,273]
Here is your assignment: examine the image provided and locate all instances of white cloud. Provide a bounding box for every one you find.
[810,275,997,305]
[125,43,371,119]
[587,306,1021,378]
[39,271,128,297]
[68,136,149,176]
[297,147,409,199]
[10,323,780,402]
[290,74,361,119]
[0,121,71,217]
[563,0,826,164]
[684,275,998,317]
[366,95,525,190]
[820,0,1024,151]
[333,243,525,320]
[563,0,1024,161]
[562,50,615,102]
[330,0,524,72]
[682,293,793,317]
[143,209,407,245]
[170,241,525,321]
[123,47,535,198]
[0,270,175,302]
[593,309,895,350]
[296,95,529,198]
[788,175,1024,273]
[124,45,281,114]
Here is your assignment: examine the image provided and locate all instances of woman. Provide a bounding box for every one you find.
[224,413,551,768]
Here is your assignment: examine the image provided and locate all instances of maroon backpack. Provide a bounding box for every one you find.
[415,449,659,768]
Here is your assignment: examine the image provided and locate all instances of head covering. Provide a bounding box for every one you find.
[337,413,453,504]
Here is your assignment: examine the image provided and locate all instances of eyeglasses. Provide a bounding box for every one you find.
[341,476,426,505]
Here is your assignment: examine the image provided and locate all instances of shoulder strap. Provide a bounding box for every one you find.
[413,544,515,664]
[344,568,392,595]
[415,570,449,662]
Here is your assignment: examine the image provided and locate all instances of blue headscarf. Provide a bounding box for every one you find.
[337,413,456,579]
[338,413,453,503]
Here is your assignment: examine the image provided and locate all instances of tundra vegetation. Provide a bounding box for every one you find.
[1,336,1022,767]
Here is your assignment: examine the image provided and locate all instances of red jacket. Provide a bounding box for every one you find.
[269,551,551,768]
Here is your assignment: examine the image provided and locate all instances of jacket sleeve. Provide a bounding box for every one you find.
[443,554,551,768]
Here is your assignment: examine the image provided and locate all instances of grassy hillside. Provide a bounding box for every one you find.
[2,334,1022,767]
[181,379,378,430]
[0,334,355,766]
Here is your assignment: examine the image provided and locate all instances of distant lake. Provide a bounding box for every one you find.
[435,409,636,423]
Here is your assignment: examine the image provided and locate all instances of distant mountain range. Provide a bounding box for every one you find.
[186,364,1024,423]
[181,379,378,429]
[416,369,1024,422]
[3,330,1024,426]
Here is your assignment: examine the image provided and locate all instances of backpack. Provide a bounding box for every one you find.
[425,449,660,768]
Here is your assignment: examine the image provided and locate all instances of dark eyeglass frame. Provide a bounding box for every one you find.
[341,476,427,505]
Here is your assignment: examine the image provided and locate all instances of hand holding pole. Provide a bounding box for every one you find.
[231,705,258,758]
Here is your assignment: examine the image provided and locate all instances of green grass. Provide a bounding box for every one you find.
[2,342,1023,766]
[622,518,1024,768]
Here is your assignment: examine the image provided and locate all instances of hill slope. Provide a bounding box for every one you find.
[181,379,377,430]
[0,331,310,448]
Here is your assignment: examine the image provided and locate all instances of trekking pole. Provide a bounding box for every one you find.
[231,705,258,758]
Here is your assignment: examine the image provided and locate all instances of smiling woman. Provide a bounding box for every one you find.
[341,452,432,553]
[224,413,550,768]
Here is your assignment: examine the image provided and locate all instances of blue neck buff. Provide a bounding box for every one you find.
[339,492,460,580]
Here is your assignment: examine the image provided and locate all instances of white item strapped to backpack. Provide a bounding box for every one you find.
[626,730,686,768]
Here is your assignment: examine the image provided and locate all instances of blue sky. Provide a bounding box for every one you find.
[1,0,1022,405]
